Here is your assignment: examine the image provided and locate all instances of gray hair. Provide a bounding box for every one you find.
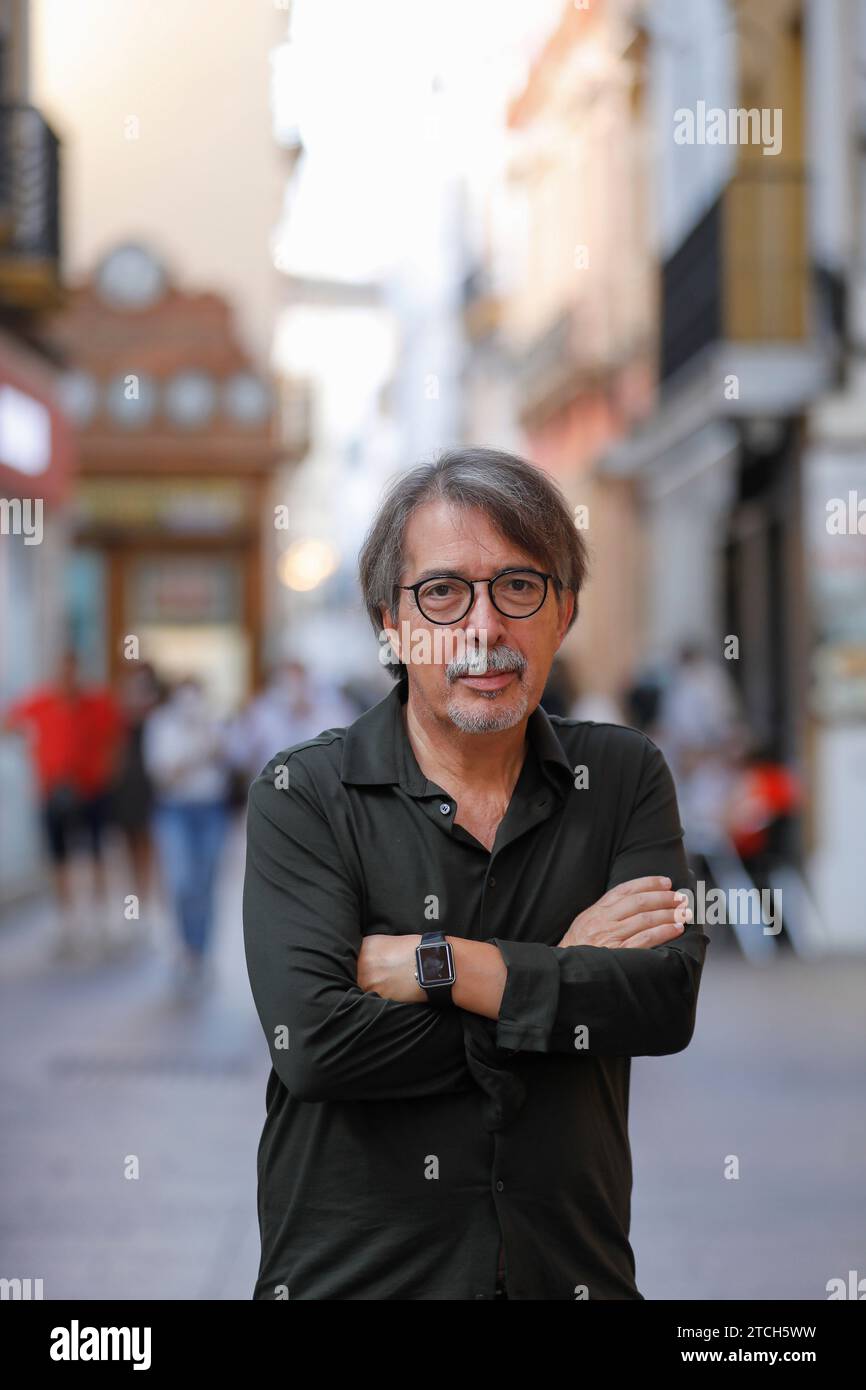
[358,445,590,682]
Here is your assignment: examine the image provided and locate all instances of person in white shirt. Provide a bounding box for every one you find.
[226,660,358,787]
[654,641,748,856]
[142,677,230,988]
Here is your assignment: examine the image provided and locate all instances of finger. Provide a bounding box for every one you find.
[616,908,689,939]
[621,921,686,949]
[605,876,672,903]
[611,890,690,921]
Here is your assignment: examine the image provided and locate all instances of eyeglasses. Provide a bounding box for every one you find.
[399,567,560,625]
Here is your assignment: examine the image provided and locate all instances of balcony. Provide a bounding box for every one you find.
[660,165,808,384]
[0,103,62,312]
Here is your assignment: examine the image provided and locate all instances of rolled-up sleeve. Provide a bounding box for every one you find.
[487,735,710,1058]
[243,752,478,1104]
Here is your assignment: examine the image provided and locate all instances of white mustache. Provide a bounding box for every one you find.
[448,652,526,679]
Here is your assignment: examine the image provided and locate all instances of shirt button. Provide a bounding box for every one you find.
[439,803,451,815]
[495,1180,505,1192]
[489,877,496,887]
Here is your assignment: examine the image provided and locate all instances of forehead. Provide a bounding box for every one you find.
[402,499,538,570]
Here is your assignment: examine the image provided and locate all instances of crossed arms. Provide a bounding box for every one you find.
[242,736,710,1104]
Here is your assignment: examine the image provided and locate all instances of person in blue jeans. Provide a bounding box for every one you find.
[143,677,230,989]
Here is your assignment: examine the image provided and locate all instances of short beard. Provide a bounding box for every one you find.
[443,644,529,733]
[445,679,530,733]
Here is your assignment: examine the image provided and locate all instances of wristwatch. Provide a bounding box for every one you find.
[414,930,456,1009]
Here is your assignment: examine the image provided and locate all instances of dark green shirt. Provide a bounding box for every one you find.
[242,674,709,1300]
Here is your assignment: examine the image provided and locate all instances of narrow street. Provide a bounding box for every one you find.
[1,821,864,1300]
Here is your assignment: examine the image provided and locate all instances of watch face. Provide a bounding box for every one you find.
[419,942,454,985]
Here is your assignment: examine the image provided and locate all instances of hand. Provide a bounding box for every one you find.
[557,876,692,950]
[357,933,426,1003]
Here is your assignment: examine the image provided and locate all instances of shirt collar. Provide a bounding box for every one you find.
[340,673,576,796]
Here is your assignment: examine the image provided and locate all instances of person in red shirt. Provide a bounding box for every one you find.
[725,742,802,863]
[2,647,124,954]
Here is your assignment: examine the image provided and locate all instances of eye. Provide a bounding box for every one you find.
[502,574,542,593]
[423,582,457,598]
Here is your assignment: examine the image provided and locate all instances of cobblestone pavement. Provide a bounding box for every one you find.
[1,821,863,1300]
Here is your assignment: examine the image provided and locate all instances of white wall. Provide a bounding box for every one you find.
[809,724,866,946]
[805,0,851,273]
[644,423,739,658]
[31,0,285,367]
[649,0,737,259]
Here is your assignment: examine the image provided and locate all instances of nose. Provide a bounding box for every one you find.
[461,583,509,643]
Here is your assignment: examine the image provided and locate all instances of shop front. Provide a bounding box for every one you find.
[70,474,265,716]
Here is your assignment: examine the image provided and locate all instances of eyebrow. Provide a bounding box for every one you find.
[409,568,469,585]
[407,565,531,585]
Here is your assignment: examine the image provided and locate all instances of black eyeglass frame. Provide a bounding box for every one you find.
[398,567,562,625]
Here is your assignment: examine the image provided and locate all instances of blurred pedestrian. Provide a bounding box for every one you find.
[724,738,802,868]
[338,675,387,716]
[1,647,124,957]
[226,659,357,789]
[657,641,745,763]
[622,664,665,737]
[539,655,574,717]
[655,639,748,859]
[567,659,625,724]
[142,676,230,994]
[111,661,164,924]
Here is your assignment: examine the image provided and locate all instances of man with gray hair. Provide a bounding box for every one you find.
[243,446,708,1300]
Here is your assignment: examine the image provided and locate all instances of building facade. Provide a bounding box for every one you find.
[600,0,866,946]
[0,0,75,902]
[44,241,296,713]
[462,0,657,704]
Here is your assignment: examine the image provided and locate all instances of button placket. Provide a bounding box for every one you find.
[479,852,501,932]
